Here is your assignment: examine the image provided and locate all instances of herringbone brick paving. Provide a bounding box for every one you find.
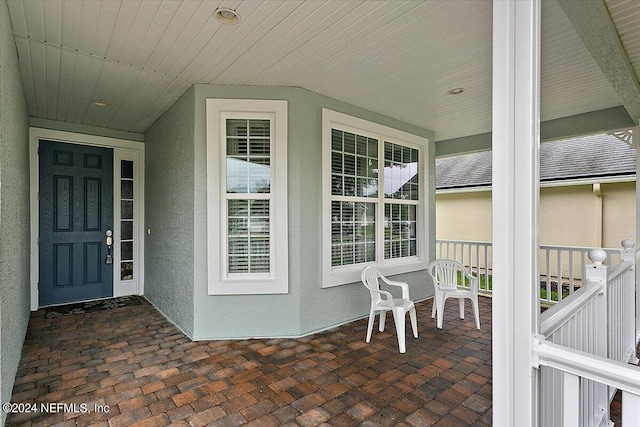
[7,296,493,426]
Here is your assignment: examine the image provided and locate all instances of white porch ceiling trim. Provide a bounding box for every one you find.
[558,0,640,123]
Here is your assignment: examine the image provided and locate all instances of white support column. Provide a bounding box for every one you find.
[636,126,640,343]
[492,1,541,426]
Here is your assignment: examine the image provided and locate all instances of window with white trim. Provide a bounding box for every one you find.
[207,99,288,295]
[322,109,428,288]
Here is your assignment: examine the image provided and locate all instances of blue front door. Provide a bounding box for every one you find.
[39,140,114,306]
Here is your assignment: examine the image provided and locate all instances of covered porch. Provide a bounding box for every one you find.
[8,297,492,427]
[3,0,640,425]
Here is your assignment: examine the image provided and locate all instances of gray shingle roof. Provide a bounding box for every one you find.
[436,133,637,190]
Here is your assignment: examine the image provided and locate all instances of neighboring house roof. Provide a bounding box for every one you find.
[436,133,637,190]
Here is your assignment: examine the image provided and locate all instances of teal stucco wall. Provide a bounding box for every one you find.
[190,85,436,339]
[0,0,31,421]
[144,86,196,336]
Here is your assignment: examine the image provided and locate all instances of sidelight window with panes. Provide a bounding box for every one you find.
[120,160,134,281]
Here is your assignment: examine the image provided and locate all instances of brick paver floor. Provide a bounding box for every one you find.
[7,296,493,426]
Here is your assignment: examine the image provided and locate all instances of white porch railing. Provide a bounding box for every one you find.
[539,245,621,304]
[534,339,640,427]
[535,245,640,426]
[435,240,493,293]
[608,240,638,365]
[435,239,621,304]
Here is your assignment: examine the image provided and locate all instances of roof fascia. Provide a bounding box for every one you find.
[436,174,636,194]
[436,106,634,157]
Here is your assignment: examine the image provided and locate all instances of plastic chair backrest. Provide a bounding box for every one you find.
[361,266,383,304]
[430,259,464,292]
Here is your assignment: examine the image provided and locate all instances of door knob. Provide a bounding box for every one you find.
[105,229,113,264]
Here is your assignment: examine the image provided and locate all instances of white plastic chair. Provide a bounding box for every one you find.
[428,259,481,329]
[360,266,418,353]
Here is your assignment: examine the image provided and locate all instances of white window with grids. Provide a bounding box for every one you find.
[207,99,288,295]
[322,109,429,288]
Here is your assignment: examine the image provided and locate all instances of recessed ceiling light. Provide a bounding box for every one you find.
[447,88,465,96]
[215,7,240,25]
[92,99,108,107]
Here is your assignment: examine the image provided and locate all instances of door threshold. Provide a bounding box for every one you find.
[41,295,144,318]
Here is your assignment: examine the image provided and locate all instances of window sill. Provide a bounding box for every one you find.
[322,257,428,288]
[210,277,288,295]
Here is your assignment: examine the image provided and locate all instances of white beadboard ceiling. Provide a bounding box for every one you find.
[6,0,638,141]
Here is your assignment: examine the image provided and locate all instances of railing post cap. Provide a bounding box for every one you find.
[621,239,635,249]
[588,248,607,265]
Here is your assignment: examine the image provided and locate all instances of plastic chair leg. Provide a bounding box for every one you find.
[436,297,446,329]
[392,308,406,353]
[459,298,465,319]
[431,294,438,318]
[409,307,418,338]
[471,297,481,329]
[366,310,375,342]
[379,311,386,332]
